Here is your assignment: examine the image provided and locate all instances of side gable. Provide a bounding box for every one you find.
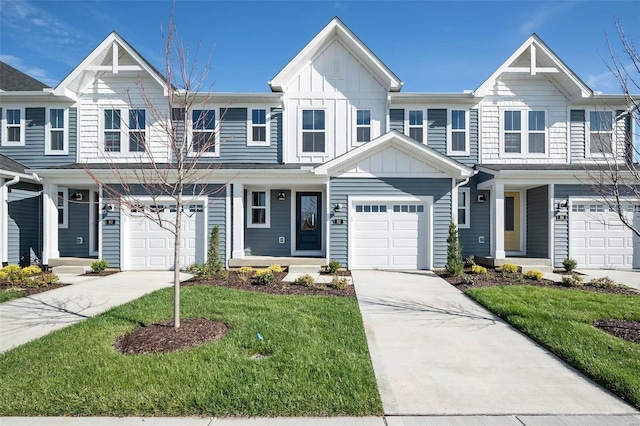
[475,34,592,100]
[269,17,402,92]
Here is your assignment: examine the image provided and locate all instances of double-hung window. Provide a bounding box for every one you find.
[104,109,122,152]
[248,190,270,228]
[504,111,522,153]
[458,188,470,229]
[356,109,371,142]
[249,109,268,146]
[129,109,146,152]
[589,111,613,155]
[302,110,325,152]
[57,188,68,228]
[502,110,547,155]
[408,110,423,142]
[528,111,546,153]
[47,109,66,154]
[449,110,468,154]
[3,108,24,146]
[192,109,216,153]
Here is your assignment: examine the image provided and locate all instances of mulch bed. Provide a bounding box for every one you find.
[182,269,355,297]
[115,318,230,355]
[1,282,69,298]
[83,270,119,277]
[593,319,640,344]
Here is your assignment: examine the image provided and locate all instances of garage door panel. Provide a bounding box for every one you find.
[355,221,389,231]
[588,221,605,231]
[392,238,418,248]
[392,221,418,231]
[354,239,388,249]
[587,237,605,248]
[608,238,625,248]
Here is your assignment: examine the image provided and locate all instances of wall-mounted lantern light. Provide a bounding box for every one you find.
[477,194,486,203]
[333,203,343,213]
[277,191,286,201]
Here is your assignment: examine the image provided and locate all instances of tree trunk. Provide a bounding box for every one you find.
[173,197,182,329]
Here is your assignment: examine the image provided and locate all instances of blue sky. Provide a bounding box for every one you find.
[0,0,638,94]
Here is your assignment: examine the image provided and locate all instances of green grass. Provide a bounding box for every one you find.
[0,286,382,416]
[0,289,23,303]
[466,285,640,408]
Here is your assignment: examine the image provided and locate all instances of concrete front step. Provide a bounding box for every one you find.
[52,266,90,275]
[476,256,552,268]
[228,256,326,268]
[288,265,322,274]
[48,257,96,267]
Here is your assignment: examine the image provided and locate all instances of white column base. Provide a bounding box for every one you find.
[42,183,60,265]
[492,182,505,260]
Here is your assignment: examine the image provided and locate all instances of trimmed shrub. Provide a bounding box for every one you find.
[562,258,578,272]
[562,273,584,287]
[253,269,275,285]
[446,221,464,276]
[523,270,544,281]
[589,276,616,289]
[329,276,348,290]
[22,265,42,277]
[206,225,224,273]
[91,259,109,273]
[461,275,476,285]
[327,260,341,275]
[470,264,487,274]
[267,264,283,273]
[238,267,253,283]
[185,263,212,279]
[28,273,60,288]
[501,263,519,274]
[294,274,315,288]
[0,265,29,286]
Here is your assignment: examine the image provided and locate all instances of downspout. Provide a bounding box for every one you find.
[2,176,20,266]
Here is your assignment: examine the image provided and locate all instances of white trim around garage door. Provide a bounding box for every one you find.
[348,195,434,270]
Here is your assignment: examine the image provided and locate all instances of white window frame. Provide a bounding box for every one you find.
[458,188,470,229]
[355,109,372,143]
[299,108,327,154]
[45,107,69,155]
[189,108,220,157]
[406,109,425,143]
[128,108,148,154]
[101,108,123,153]
[247,189,270,228]
[1,107,26,147]
[57,187,69,229]
[586,110,615,157]
[500,108,548,157]
[447,109,470,155]
[100,107,150,155]
[247,108,270,147]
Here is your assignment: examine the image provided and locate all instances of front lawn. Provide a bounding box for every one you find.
[0,285,382,416]
[466,285,640,408]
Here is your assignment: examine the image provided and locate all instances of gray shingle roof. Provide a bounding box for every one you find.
[0,154,27,174]
[0,61,49,91]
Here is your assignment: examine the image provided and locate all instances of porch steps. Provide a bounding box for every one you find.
[52,265,90,275]
[287,265,322,274]
[48,258,96,275]
[475,256,553,273]
[228,256,326,268]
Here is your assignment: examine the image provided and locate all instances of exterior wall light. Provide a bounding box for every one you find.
[277,191,286,201]
[333,203,343,212]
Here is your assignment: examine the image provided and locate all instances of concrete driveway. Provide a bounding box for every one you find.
[0,271,183,353]
[577,269,640,291]
[353,270,637,416]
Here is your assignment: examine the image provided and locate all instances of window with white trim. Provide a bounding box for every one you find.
[588,111,613,155]
[192,109,216,153]
[504,110,522,153]
[502,110,547,155]
[449,110,468,154]
[129,109,146,152]
[249,109,268,146]
[248,190,270,228]
[45,108,68,155]
[57,189,68,228]
[356,110,371,142]
[528,111,546,153]
[104,109,122,152]
[408,110,423,142]
[2,108,25,146]
[458,188,470,229]
[302,110,325,152]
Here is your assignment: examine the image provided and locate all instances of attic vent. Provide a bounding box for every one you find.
[331,59,342,79]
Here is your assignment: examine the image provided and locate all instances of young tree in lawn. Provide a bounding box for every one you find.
[583,20,640,237]
[85,9,224,328]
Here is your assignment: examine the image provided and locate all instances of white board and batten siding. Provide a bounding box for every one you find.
[282,38,388,164]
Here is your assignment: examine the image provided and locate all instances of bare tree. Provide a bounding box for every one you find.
[85,8,225,328]
[583,19,640,237]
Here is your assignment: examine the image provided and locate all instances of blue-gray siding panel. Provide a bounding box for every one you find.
[101,198,121,268]
[526,186,549,258]
[0,107,77,167]
[329,178,451,268]
[389,109,404,133]
[7,182,42,266]
[244,190,291,256]
[570,110,585,161]
[59,189,90,257]
[219,108,280,163]
[208,189,227,265]
[427,109,446,153]
[459,176,491,258]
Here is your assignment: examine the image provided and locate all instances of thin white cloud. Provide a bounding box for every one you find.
[0,54,59,87]
[587,62,636,93]
[518,2,576,36]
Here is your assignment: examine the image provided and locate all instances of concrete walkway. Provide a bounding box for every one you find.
[0,271,183,353]
[352,270,638,416]
[576,269,640,291]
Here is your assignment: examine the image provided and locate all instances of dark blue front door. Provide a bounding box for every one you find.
[296,192,322,251]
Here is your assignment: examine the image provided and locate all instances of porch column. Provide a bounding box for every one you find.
[42,183,59,266]
[231,182,245,259]
[492,182,506,259]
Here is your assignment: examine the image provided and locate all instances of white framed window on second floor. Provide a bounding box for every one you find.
[248,108,269,146]
[191,109,218,156]
[502,109,547,156]
[588,110,613,156]
[458,188,470,229]
[302,109,325,153]
[356,109,371,142]
[408,110,424,143]
[103,109,122,152]
[2,108,25,147]
[45,108,68,155]
[448,110,469,155]
[129,109,146,153]
[57,188,68,229]
[248,190,270,228]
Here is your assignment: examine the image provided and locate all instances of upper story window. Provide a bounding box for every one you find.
[302,110,325,152]
[449,110,468,155]
[45,108,68,155]
[192,109,217,154]
[248,190,270,228]
[104,109,122,152]
[57,188,68,229]
[588,111,613,155]
[356,110,371,142]
[458,188,470,229]
[2,108,25,146]
[502,110,547,155]
[408,110,423,143]
[249,109,269,146]
[129,109,146,153]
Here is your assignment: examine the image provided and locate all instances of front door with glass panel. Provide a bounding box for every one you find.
[296,192,322,251]
[504,192,521,252]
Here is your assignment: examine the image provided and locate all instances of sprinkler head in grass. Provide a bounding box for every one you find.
[256,333,264,341]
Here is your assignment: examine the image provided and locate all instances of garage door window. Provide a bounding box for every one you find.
[393,204,424,213]
[355,204,387,213]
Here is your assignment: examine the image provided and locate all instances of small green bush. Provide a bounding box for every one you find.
[252,269,275,286]
[217,269,230,280]
[589,276,616,289]
[461,275,476,285]
[327,260,342,274]
[329,276,348,290]
[562,258,578,272]
[294,274,315,288]
[501,263,519,274]
[464,256,476,267]
[470,264,487,274]
[446,221,464,276]
[28,273,60,288]
[91,259,109,273]
[267,264,284,273]
[237,267,253,283]
[562,273,584,287]
[185,263,214,279]
[523,270,543,281]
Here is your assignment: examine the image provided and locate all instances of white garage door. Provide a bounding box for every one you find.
[124,203,202,270]
[351,202,428,270]
[571,202,639,268]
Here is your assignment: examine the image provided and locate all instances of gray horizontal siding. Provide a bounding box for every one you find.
[7,182,42,266]
[570,110,585,161]
[526,185,549,258]
[449,109,479,166]
[459,176,490,258]
[427,109,446,153]
[0,107,77,167]
[244,190,291,256]
[59,189,90,257]
[219,107,280,163]
[208,189,227,265]
[329,177,451,269]
[389,109,404,133]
